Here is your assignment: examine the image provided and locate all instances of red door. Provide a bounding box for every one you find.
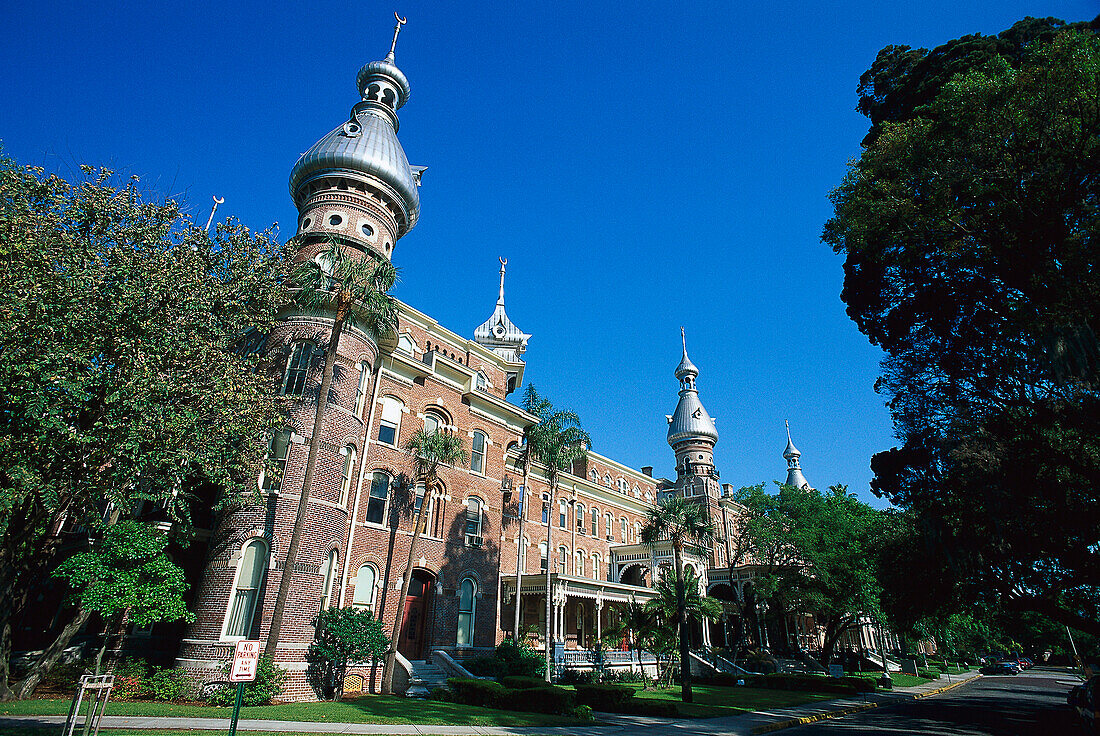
[398,572,432,659]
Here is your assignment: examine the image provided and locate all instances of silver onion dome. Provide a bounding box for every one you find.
[667,330,718,446]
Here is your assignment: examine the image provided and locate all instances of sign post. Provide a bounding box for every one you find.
[228,640,260,736]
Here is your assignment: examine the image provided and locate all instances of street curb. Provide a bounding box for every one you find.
[913,673,982,699]
[749,702,879,734]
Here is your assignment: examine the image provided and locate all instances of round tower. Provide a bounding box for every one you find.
[783,420,813,490]
[288,14,422,262]
[666,329,719,489]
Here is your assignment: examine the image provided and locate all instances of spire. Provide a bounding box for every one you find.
[667,330,717,447]
[385,12,407,63]
[675,327,700,384]
[783,420,812,490]
[474,257,531,363]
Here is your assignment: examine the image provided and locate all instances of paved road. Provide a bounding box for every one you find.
[783,669,1081,735]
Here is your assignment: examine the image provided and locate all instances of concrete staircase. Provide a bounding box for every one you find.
[404,659,449,698]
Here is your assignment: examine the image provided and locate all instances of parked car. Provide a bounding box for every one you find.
[1069,677,1098,735]
[980,661,1020,675]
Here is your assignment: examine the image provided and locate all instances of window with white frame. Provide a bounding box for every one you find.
[617,478,629,493]
[224,538,268,639]
[281,342,312,396]
[520,537,529,572]
[397,334,415,355]
[377,396,403,445]
[575,550,584,577]
[339,444,356,507]
[576,503,585,533]
[470,431,486,474]
[353,363,370,416]
[592,553,601,581]
[319,549,338,612]
[589,469,598,482]
[423,409,446,435]
[559,499,567,529]
[541,493,550,524]
[457,578,477,646]
[605,512,613,540]
[475,371,488,391]
[260,429,291,491]
[539,541,548,572]
[465,497,483,547]
[620,517,628,543]
[634,521,641,545]
[414,483,432,533]
[590,507,599,536]
[557,546,567,574]
[352,564,377,611]
[365,471,390,525]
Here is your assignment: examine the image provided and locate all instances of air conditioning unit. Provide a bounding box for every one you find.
[466,536,483,548]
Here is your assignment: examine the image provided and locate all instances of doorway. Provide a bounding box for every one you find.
[397,570,434,660]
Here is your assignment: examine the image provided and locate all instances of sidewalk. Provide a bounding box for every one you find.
[0,671,982,736]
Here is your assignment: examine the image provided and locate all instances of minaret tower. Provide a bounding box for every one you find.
[473,258,532,394]
[288,12,424,262]
[666,329,720,496]
[783,420,813,490]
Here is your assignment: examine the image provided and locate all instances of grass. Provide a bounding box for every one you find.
[0,695,583,727]
[887,673,936,688]
[0,731,416,736]
[622,684,834,718]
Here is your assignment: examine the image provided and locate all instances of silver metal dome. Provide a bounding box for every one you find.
[356,59,410,108]
[667,390,719,446]
[288,108,420,232]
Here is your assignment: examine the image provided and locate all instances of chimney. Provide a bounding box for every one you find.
[722,483,734,497]
[641,466,653,477]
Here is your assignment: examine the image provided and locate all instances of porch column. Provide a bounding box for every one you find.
[702,616,712,647]
[595,596,603,642]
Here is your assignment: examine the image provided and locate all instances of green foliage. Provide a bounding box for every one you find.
[106,660,192,702]
[445,678,576,716]
[732,483,885,664]
[714,673,878,695]
[826,18,1100,636]
[646,566,723,627]
[204,656,287,707]
[573,683,636,710]
[572,704,595,721]
[110,659,151,700]
[144,668,192,702]
[465,639,546,679]
[53,521,193,626]
[445,678,504,707]
[499,675,548,689]
[307,606,388,700]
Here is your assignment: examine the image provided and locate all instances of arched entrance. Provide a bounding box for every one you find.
[620,564,649,587]
[398,569,434,660]
[708,583,736,647]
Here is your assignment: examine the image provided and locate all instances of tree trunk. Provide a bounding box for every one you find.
[12,607,93,700]
[265,303,348,656]
[544,477,556,683]
[512,458,531,642]
[0,618,13,702]
[673,543,692,703]
[382,475,431,695]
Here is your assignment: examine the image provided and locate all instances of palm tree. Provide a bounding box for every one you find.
[381,428,467,694]
[646,566,723,686]
[266,243,398,655]
[640,496,715,703]
[511,385,552,642]
[524,388,590,682]
[606,598,659,688]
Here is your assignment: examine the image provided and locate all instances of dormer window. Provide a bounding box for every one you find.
[475,372,489,391]
[397,334,414,355]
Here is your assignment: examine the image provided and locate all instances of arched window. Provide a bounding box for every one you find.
[559,499,567,529]
[634,521,641,545]
[589,469,598,482]
[520,537,529,572]
[465,497,483,547]
[575,504,585,533]
[353,362,370,416]
[470,431,486,474]
[557,546,568,574]
[397,334,415,355]
[539,541,548,572]
[605,512,613,540]
[457,578,477,647]
[377,396,403,445]
[281,342,311,396]
[604,473,613,487]
[590,507,599,536]
[365,471,389,525]
[259,429,291,491]
[423,408,448,435]
[575,550,584,577]
[224,539,268,639]
[339,444,357,507]
[541,493,550,524]
[592,553,601,581]
[620,517,628,543]
[352,564,377,611]
[414,483,433,534]
[475,371,488,391]
[319,549,338,612]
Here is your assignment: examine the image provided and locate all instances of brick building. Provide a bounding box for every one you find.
[172,22,892,700]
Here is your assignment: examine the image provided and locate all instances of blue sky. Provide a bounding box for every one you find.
[3,1,1094,507]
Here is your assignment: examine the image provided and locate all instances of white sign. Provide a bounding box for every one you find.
[229,640,260,682]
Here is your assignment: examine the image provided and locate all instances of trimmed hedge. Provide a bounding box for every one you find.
[618,699,679,717]
[445,678,575,715]
[703,672,877,695]
[917,668,942,679]
[500,675,547,690]
[574,683,635,710]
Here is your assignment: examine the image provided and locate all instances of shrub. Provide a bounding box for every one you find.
[618,699,679,717]
[145,668,192,702]
[497,685,575,714]
[463,657,501,678]
[493,639,547,678]
[204,656,288,706]
[728,673,877,695]
[574,683,636,710]
[559,668,599,685]
[446,678,504,708]
[917,668,941,679]
[429,687,451,702]
[110,659,151,700]
[602,668,645,683]
[500,675,547,689]
[573,704,595,722]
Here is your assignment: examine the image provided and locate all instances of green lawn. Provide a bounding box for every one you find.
[0,731,422,736]
[626,684,835,718]
[887,673,936,688]
[0,695,583,727]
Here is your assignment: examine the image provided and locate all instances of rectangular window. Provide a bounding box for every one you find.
[559,500,567,529]
[465,498,483,547]
[339,444,356,507]
[377,396,403,445]
[540,543,548,573]
[541,495,550,524]
[576,506,585,533]
[470,432,486,474]
[260,429,291,491]
[365,472,389,525]
[281,342,311,396]
[591,509,598,537]
[557,547,567,574]
[354,363,370,416]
